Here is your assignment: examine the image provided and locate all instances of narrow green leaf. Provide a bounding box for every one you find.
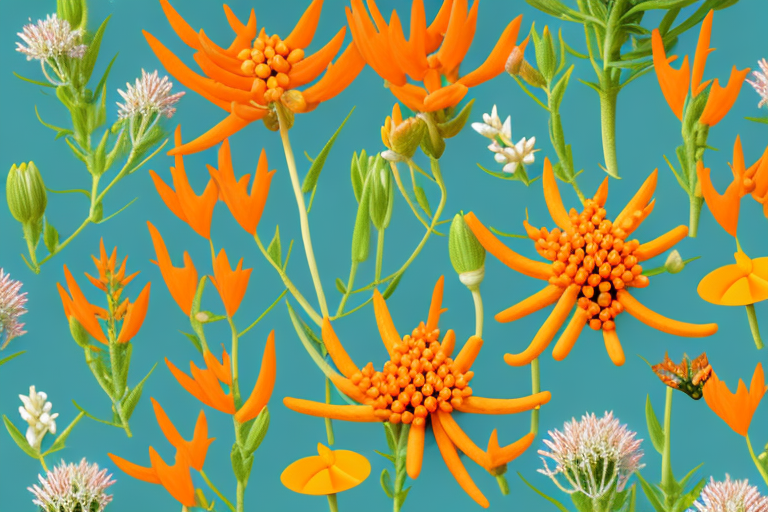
[43,411,85,456]
[664,154,690,193]
[437,98,475,138]
[383,423,397,453]
[746,116,768,124]
[45,186,91,198]
[286,301,339,380]
[636,472,666,512]
[675,477,706,512]
[335,278,347,294]
[645,395,665,454]
[230,443,254,482]
[65,138,88,163]
[72,400,122,427]
[267,226,282,267]
[518,472,570,512]
[678,463,704,491]
[3,416,39,458]
[489,226,527,239]
[380,469,394,499]
[578,79,603,94]
[244,406,270,454]
[414,185,432,218]
[97,197,137,224]
[351,174,373,263]
[397,487,411,503]
[41,219,59,253]
[551,65,574,111]
[382,273,403,299]
[35,106,73,138]
[181,332,204,354]
[82,16,111,84]
[302,107,355,193]
[0,351,25,367]
[624,0,698,18]
[374,450,396,463]
[92,53,118,103]
[13,72,55,88]
[121,362,157,421]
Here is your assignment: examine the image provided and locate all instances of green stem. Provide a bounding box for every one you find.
[238,289,288,338]
[599,86,620,179]
[38,454,49,472]
[327,493,339,512]
[108,341,132,438]
[336,262,359,317]
[325,377,335,446]
[689,195,703,238]
[495,474,510,495]
[228,317,241,406]
[276,106,330,318]
[390,161,439,234]
[547,91,585,204]
[200,469,236,512]
[471,286,483,338]
[236,481,245,512]
[746,304,764,350]
[530,358,540,436]
[661,386,674,493]
[747,434,768,486]
[375,229,385,283]
[393,425,410,512]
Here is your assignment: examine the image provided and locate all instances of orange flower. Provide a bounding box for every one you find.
[85,239,139,295]
[207,139,275,235]
[704,362,767,436]
[697,136,768,237]
[284,277,549,508]
[210,249,251,317]
[698,250,768,307]
[150,125,219,239]
[144,0,365,155]
[465,158,718,367]
[281,443,370,495]
[652,10,750,126]
[147,222,199,316]
[348,0,527,112]
[235,331,276,423]
[109,400,213,507]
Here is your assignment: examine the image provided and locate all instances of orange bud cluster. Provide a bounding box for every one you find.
[351,322,473,427]
[237,29,305,103]
[529,198,650,332]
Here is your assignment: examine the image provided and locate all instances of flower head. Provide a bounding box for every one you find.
[491,136,537,175]
[0,269,28,349]
[698,250,768,307]
[28,458,115,512]
[652,352,712,400]
[693,475,768,512]
[147,222,198,316]
[703,362,767,437]
[465,160,717,367]
[117,69,184,120]
[18,386,58,451]
[16,14,86,61]
[746,59,768,109]
[144,0,365,155]
[539,412,644,499]
[652,10,750,126]
[281,443,370,495]
[284,277,550,508]
[472,105,511,140]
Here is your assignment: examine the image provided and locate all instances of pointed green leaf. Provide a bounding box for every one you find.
[489,226,527,239]
[335,278,347,294]
[636,472,666,512]
[43,411,85,456]
[384,423,397,453]
[550,65,574,111]
[380,469,394,498]
[414,185,431,217]
[351,174,373,263]
[374,450,396,463]
[518,472,570,512]
[3,416,39,458]
[746,116,768,124]
[93,53,118,103]
[302,107,355,193]
[267,226,282,267]
[244,406,270,454]
[675,477,706,512]
[46,186,91,198]
[35,106,73,139]
[181,332,204,354]
[121,362,157,421]
[43,219,59,254]
[397,486,411,503]
[645,395,665,455]
[382,273,403,300]
[230,443,254,482]
[82,16,111,84]
[13,72,55,88]
[72,400,123,427]
[0,351,25,367]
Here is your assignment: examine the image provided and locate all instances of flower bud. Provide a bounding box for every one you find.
[382,104,425,160]
[449,214,486,288]
[664,250,685,274]
[281,89,307,113]
[368,156,394,231]
[69,316,90,348]
[6,162,47,224]
[505,46,524,75]
[535,26,556,82]
[57,0,87,32]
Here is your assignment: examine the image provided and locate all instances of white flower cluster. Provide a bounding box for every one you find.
[472,105,537,175]
[539,411,644,499]
[692,475,768,512]
[18,386,58,451]
[16,14,86,61]
[117,69,185,120]
[0,269,27,349]
[746,58,768,109]
[29,459,115,512]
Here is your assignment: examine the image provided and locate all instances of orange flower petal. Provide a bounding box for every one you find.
[108,453,161,484]
[425,276,445,331]
[697,161,741,237]
[406,423,425,479]
[322,318,360,379]
[440,329,456,357]
[704,363,767,436]
[283,397,379,422]
[210,249,251,317]
[302,42,367,105]
[617,289,718,337]
[388,83,428,112]
[454,392,551,415]
[437,0,478,72]
[235,331,277,423]
[634,225,688,262]
[495,285,564,323]
[437,411,488,468]
[459,15,523,88]
[149,170,187,224]
[373,289,400,357]
[150,398,213,471]
[117,283,151,343]
[289,27,346,88]
[614,170,658,230]
[453,336,483,373]
[149,448,196,507]
[159,0,201,50]
[485,430,535,469]
[63,266,107,344]
[700,66,751,127]
[551,307,589,361]
[603,328,625,366]
[284,0,323,50]
[222,5,258,56]
[542,157,574,233]
[147,222,198,316]
[426,0,453,53]
[691,10,714,96]
[652,29,690,121]
[422,83,468,111]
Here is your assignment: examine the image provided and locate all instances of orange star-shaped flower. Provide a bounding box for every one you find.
[704,362,767,437]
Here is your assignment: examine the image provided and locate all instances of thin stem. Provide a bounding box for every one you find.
[236,481,245,512]
[200,469,236,512]
[327,493,339,512]
[661,386,674,493]
[471,286,483,338]
[390,161,436,234]
[393,425,410,512]
[599,87,620,179]
[36,218,90,267]
[688,195,703,238]
[570,179,586,204]
[495,474,510,495]
[530,358,540,436]
[375,229,385,283]
[745,304,763,350]
[238,289,288,338]
[228,317,241,406]
[335,262,359,317]
[325,377,335,446]
[38,454,49,472]
[276,106,329,318]
[747,434,768,486]
[254,233,322,326]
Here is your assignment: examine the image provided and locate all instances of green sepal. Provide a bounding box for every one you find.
[3,415,40,458]
[645,395,665,454]
[121,362,157,421]
[302,107,354,193]
[81,16,110,85]
[335,278,347,294]
[380,469,394,498]
[437,99,475,139]
[42,411,85,456]
[231,443,254,482]
[243,406,270,454]
[43,218,59,254]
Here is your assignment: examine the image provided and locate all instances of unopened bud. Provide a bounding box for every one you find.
[505,46,525,75]
[7,162,47,224]
[664,250,685,274]
[535,26,556,82]
[58,0,87,31]
[281,89,307,113]
[368,157,394,231]
[390,117,426,158]
[262,110,280,132]
[69,316,90,348]
[449,214,486,287]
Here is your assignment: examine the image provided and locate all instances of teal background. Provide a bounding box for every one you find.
[1,0,767,511]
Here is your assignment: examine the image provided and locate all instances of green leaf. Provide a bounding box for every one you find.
[664,154,690,193]
[518,472,570,512]
[82,16,111,84]
[382,272,403,299]
[3,416,39,458]
[286,301,341,381]
[65,138,88,163]
[397,487,411,503]
[0,351,25,367]
[43,219,59,254]
[414,184,432,218]
[92,53,118,103]
[678,463,704,491]
[489,226,527,239]
[350,151,365,203]
[72,400,122,427]
[636,472,666,512]
[46,186,91,198]
[380,469,394,499]
[267,226,282,267]
[384,423,397,453]
[624,0,698,18]
[437,98,475,138]
[121,362,157,421]
[115,343,132,399]
[675,477,705,512]
[746,115,768,124]
[231,443,254,482]
[578,79,603,94]
[301,107,354,193]
[243,406,270,454]
[550,65,574,111]
[97,197,137,224]
[181,332,204,354]
[351,174,373,263]
[35,106,73,139]
[335,278,347,294]
[13,72,55,88]
[645,395,665,455]
[374,449,395,463]
[42,411,85,456]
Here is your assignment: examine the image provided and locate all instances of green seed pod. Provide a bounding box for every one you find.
[6,162,47,224]
[69,316,90,348]
[535,26,556,83]
[368,156,394,231]
[449,213,486,288]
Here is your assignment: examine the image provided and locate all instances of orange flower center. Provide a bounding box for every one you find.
[350,322,473,427]
[237,31,305,103]
[534,198,649,331]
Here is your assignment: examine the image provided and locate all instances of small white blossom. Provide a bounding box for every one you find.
[539,411,644,499]
[692,475,768,512]
[472,105,512,140]
[29,459,115,512]
[746,58,768,109]
[16,14,86,61]
[0,269,27,349]
[18,386,58,451]
[117,69,185,120]
[490,136,537,174]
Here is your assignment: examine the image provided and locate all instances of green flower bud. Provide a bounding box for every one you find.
[449,213,486,288]
[69,316,90,348]
[535,26,556,83]
[57,0,87,32]
[420,114,446,159]
[390,117,426,159]
[664,250,685,274]
[6,162,47,224]
[438,99,475,139]
[368,156,394,231]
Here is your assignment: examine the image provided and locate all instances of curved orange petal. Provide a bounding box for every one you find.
[284,0,323,50]
[203,346,232,386]
[388,8,429,81]
[149,170,187,223]
[373,289,399,357]
[302,43,367,105]
[426,0,453,53]
[198,29,248,76]
[437,411,488,468]
[593,177,609,206]
[602,328,625,366]
[651,29,689,121]
[388,82,428,112]
[57,283,73,319]
[453,336,483,373]
[700,66,751,127]
[691,10,714,96]
[147,222,198,316]
[617,289,718,337]
[455,392,551,415]
[441,329,456,357]
[697,161,741,237]
[485,430,535,470]
[495,285,565,323]
[166,358,213,408]
[634,225,688,261]
[406,422,425,479]
[614,169,658,231]
[63,266,107,344]
[322,318,360,379]
[459,15,523,88]
[283,397,379,422]
[223,6,257,56]
[542,157,573,233]
[698,263,750,305]
[235,331,277,423]
[150,398,213,471]
[426,276,445,331]
[159,0,200,50]
[346,1,406,86]
[288,27,346,88]
[551,307,589,361]
[437,0,478,72]
[422,83,468,111]
[149,448,196,507]
[190,362,236,414]
[108,453,160,484]
[210,249,251,317]
[117,283,151,343]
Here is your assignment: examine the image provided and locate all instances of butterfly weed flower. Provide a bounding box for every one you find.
[0,269,28,349]
[465,159,717,367]
[18,386,58,451]
[16,14,86,85]
[651,352,712,400]
[692,475,768,512]
[746,59,768,109]
[539,412,644,501]
[29,458,115,512]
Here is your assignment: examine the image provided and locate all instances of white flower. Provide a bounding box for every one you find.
[490,136,537,174]
[29,458,115,512]
[746,58,768,109]
[117,69,185,120]
[18,386,58,451]
[539,411,644,499]
[472,105,512,140]
[692,475,768,512]
[16,14,86,61]
[0,269,27,349]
